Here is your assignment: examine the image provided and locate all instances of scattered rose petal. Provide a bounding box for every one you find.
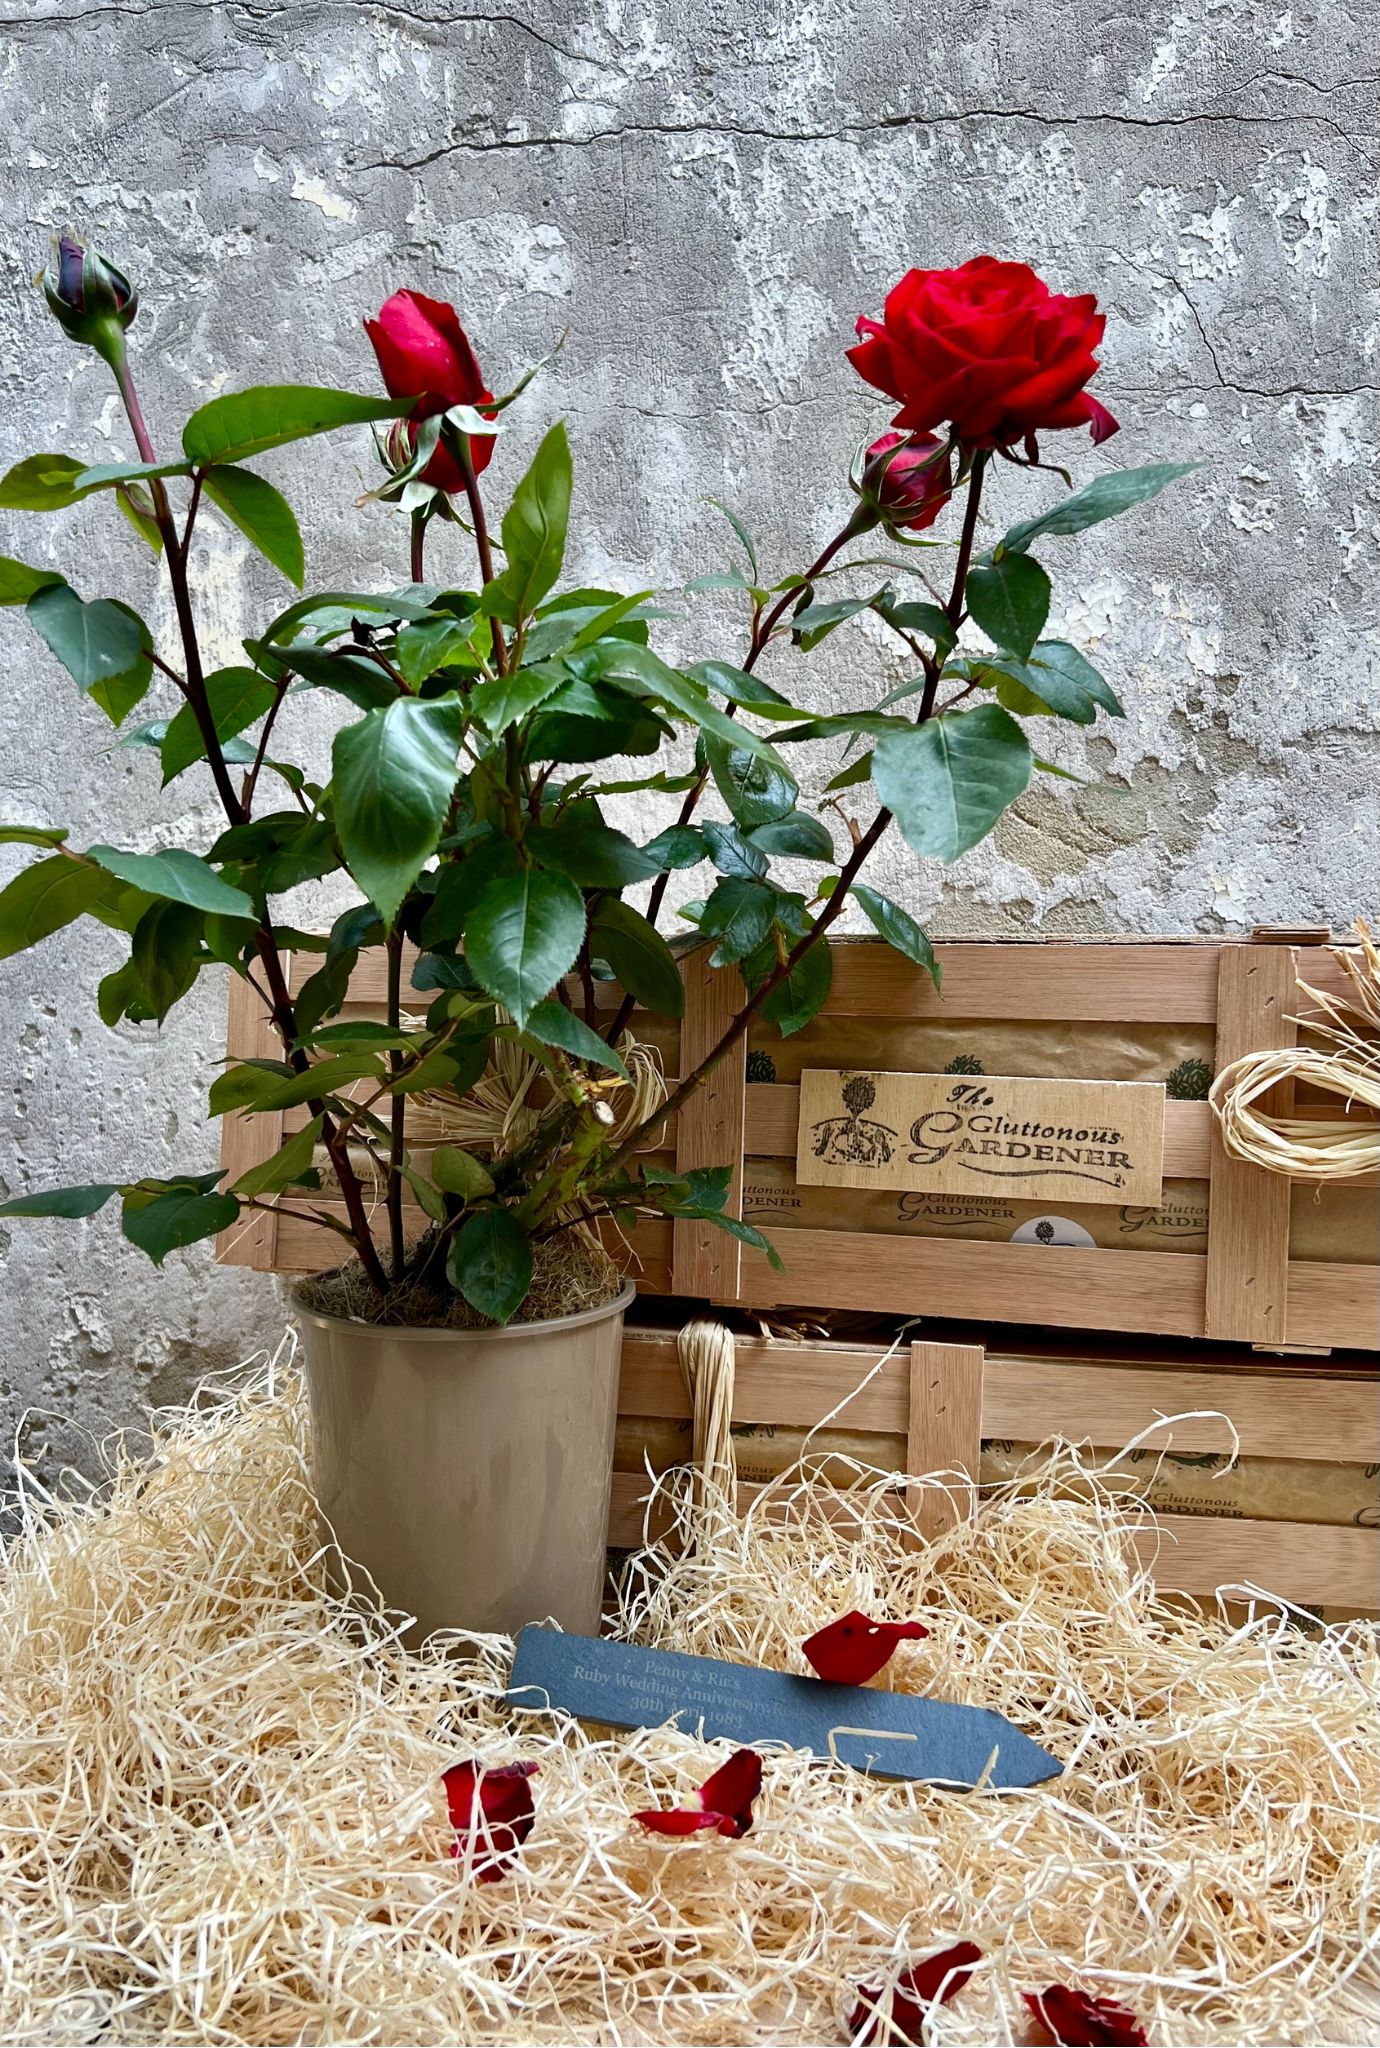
[803,1609,930,1686]
[1023,1987,1148,2045]
[633,1747,763,1839]
[442,1759,537,1881]
[848,1943,984,2043]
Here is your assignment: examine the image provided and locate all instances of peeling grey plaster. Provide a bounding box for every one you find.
[1,0,1377,1466]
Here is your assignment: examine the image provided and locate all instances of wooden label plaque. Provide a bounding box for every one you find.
[796,1069,1166,1206]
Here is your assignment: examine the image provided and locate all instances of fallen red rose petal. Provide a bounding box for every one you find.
[442,1759,538,1882]
[848,1943,984,2043]
[633,1746,763,1840]
[803,1608,930,1686]
[1023,1986,1148,2046]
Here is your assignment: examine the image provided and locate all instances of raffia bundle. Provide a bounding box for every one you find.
[0,1343,1376,2045]
[1210,922,1380,1180]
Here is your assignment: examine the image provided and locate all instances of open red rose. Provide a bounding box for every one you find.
[1023,1987,1148,2045]
[802,1609,930,1686]
[364,287,496,490]
[861,431,953,532]
[442,1759,537,1881]
[632,1747,763,1840]
[849,1943,983,2044]
[848,257,1118,452]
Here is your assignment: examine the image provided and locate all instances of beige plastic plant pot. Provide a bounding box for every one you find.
[294,1280,634,1643]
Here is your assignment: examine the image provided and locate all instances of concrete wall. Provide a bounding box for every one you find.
[1,0,1376,1469]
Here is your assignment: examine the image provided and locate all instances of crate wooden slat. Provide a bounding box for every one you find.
[1205,946,1298,1344]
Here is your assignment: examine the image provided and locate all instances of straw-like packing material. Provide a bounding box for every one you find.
[1,1344,1377,2047]
[1211,921,1380,1180]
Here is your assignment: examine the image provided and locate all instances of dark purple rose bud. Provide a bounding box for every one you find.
[42,233,138,364]
[859,430,953,532]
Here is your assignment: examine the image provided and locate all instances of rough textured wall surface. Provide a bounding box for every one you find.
[1,0,1376,1466]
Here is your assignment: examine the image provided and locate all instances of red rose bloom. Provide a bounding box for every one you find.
[364,287,496,491]
[632,1748,763,1840]
[849,257,1118,452]
[861,431,953,532]
[441,1758,537,1881]
[849,1943,984,2044]
[802,1609,930,1686]
[1023,1987,1148,2045]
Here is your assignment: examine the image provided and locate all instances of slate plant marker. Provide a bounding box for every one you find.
[507,1627,1061,1789]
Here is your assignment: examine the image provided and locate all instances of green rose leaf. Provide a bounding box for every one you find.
[704,735,798,829]
[27,584,150,714]
[121,1185,240,1264]
[130,898,204,1022]
[468,659,570,737]
[748,812,835,861]
[592,642,787,765]
[0,1182,120,1218]
[446,1208,533,1324]
[488,421,572,623]
[0,854,126,959]
[423,1146,495,1204]
[699,877,778,967]
[0,555,64,606]
[686,659,796,719]
[69,458,195,494]
[87,845,255,919]
[331,697,461,926]
[233,1117,323,1200]
[852,884,940,989]
[590,899,685,1018]
[702,820,768,880]
[641,824,705,871]
[527,812,660,888]
[872,703,1034,862]
[999,461,1199,556]
[965,554,1051,662]
[691,1209,785,1271]
[202,466,305,586]
[464,869,587,1028]
[161,667,278,785]
[0,824,68,847]
[431,1145,496,1201]
[761,935,832,1036]
[523,1000,630,1077]
[0,453,108,511]
[182,386,412,466]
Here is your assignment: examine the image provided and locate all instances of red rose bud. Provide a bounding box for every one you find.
[849,1943,984,2044]
[442,1758,537,1882]
[1023,1987,1148,2046]
[633,1747,763,1840]
[849,256,1119,451]
[861,431,953,532]
[42,233,138,365]
[364,287,496,490]
[802,1609,930,1686]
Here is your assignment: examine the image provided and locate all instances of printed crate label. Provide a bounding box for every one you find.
[796,1069,1166,1206]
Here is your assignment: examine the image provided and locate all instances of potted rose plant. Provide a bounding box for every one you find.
[0,245,1188,1637]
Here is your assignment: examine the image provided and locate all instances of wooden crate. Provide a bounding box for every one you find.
[610,1326,1380,1614]
[219,931,1377,1354]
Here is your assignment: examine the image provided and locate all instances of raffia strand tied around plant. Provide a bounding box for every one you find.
[418,1024,667,1162]
[1209,920,1380,1181]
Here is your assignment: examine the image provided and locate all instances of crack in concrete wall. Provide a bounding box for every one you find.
[0,0,1376,1465]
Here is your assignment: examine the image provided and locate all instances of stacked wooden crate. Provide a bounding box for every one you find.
[219,931,1379,1614]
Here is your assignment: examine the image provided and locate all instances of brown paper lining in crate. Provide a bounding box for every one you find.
[745,1015,1218,1086]
[614,1416,1380,1529]
[740,1157,1376,1263]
